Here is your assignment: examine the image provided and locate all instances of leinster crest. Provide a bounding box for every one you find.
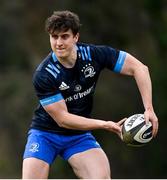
[81,64,96,78]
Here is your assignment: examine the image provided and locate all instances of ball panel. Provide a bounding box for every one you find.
[134,124,153,143]
[122,124,134,144]
[124,114,144,132]
[122,121,145,144]
[141,126,153,139]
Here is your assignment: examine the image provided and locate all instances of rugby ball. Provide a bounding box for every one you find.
[121,114,153,146]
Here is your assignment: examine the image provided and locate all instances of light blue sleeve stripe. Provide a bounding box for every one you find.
[40,93,64,106]
[83,47,88,60]
[79,46,85,60]
[48,63,60,74]
[114,51,127,73]
[45,67,57,79]
[52,52,58,62]
[87,46,92,61]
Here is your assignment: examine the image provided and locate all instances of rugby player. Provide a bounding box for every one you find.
[22,10,158,179]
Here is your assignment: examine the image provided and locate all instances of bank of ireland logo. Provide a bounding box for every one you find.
[29,142,39,153]
[81,64,96,78]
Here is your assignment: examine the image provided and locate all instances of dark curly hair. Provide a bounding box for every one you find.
[45,10,81,35]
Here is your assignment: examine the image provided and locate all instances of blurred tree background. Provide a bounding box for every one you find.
[0,0,166,178]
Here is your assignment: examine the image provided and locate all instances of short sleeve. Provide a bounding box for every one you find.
[92,45,127,72]
[32,71,64,106]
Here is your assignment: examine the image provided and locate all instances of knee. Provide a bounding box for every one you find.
[22,158,49,179]
[83,168,111,179]
[88,173,111,179]
[92,170,111,179]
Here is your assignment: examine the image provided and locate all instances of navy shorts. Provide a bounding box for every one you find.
[23,129,101,165]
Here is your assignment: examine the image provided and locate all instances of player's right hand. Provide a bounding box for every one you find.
[105,118,127,138]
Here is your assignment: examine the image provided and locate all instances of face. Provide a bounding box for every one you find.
[50,29,79,60]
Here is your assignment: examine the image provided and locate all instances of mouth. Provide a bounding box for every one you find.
[56,48,65,52]
[57,48,65,50]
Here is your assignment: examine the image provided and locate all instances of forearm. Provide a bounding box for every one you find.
[44,98,121,134]
[122,54,158,136]
[50,110,107,130]
[134,65,153,110]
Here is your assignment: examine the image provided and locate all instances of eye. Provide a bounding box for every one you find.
[51,34,58,39]
[61,34,70,40]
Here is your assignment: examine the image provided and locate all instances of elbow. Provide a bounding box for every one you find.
[56,118,63,127]
[55,111,69,128]
[55,116,65,128]
[134,63,149,76]
[57,119,66,128]
[140,64,149,74]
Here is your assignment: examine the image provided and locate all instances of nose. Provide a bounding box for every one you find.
[56,37,63,46]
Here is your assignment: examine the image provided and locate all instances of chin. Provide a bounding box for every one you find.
[55,50,69,59]
[56,54,68,59]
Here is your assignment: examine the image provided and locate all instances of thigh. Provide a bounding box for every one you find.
[22,157,49,179]
[68,148,111,179]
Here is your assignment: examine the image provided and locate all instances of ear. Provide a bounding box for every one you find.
[74,33,79,42]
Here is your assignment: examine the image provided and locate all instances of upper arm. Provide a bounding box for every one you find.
[33,71,67,124]
[120,53,147,76]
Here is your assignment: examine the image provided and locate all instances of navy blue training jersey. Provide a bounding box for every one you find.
[31,43,127,134]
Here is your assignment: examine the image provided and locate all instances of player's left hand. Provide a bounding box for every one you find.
[144,109,159,137]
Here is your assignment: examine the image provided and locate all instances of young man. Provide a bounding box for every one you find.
[22,10,158,179]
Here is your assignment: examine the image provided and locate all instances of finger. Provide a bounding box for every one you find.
[117,118,127,126]
[152,122,156,137]
[113,124,121,133]
[144,112,150,125]
[152,120,159,137]
[149,117,158,137]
